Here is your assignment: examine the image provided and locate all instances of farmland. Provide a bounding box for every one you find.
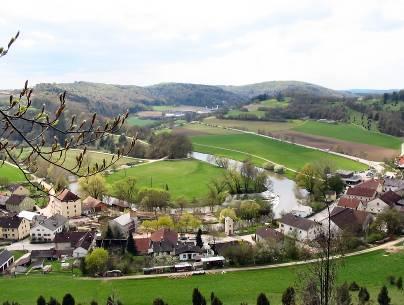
[0,250,403,305]
[293,121,401,150]
[105,159,225,201]
[126,116,159,127]
[191,133,368,172]
[0,162,25,182]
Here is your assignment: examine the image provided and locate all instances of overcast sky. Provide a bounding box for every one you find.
[1,0,404,90]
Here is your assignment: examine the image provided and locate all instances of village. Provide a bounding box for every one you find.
[1,156,403,278]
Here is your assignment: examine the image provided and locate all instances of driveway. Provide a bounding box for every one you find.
[6,239,55,251]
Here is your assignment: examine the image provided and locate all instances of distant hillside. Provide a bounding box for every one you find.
[221,81,354,100]
[347,88,399,95]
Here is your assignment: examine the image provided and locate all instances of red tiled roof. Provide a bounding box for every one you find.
[150,228,178,245]
[82,196,105,209]
[346,187,376,198]
[337,196,362,209]
[134,237,151,254]
[357,179,382,191]
[57,189,80,202]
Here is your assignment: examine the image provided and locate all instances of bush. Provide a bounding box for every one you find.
[274,165,284,174]
[263,162,275,171]
[366,232,385,243]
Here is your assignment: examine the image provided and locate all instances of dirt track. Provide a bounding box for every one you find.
[271,130,398,161]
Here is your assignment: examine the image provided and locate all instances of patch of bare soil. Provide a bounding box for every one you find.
[271,130,399,161]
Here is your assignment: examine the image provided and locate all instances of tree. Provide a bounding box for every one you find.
[90,301,98,305]
[238,200,261,221]
[358,287,370,305]
[157,215,175,229]
[113,177,137,203]
[153,299,168,305]
[174,196,188,212]
[219,208,237,222]
[335,282,351,305]
[211,296,223,305]
[48,298,60,305]
[397,276,403,290]
[177,213,201,233]
[126,232,137,255]
[137,188,170,212]
[196,228,203,248]
[327,175,344,195]
[206,179,228,211]
[373,209,402,235]
[256,293,270,305]
[78,174,107,199]
[36,296,46,305]
[84,248,109,276]
[192,288,206,305]
[0,32,135,193]
[377,286,390,305]
[62,294,75,305]
[296,164,317,194]
[281,287,295,305]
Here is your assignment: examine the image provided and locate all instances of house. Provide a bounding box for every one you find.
[209,240,240,256]
[82,196,107,215]
[0,250,14,272]
[5,194,35,213]
[383,178,404,193]
[108,212,137,238]
[6,185,30,196]
[0,215,30,240]
[278,213,320,241]
[335,170,362,185]
[255,227,284,244]
[30,214,68,242]
[337,196,362,210]
[17,211,46,226]
[134,237,152,255]
[49,189,81,218]
[325,207,373,236]
[360,190,402,214]
[149,228,178,256]
[0,193,10,207]
[397,156,404,169]
[174,244,202,261]
[54,231,96,257]
[346,186,377,202]
[104,196,130,212]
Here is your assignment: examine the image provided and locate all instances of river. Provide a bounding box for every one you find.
[191,152,310,218]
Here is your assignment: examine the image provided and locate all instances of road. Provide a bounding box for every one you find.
[82,237,404,281]
[6,238,55,251]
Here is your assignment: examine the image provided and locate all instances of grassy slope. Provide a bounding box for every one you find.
[126,116,159,127]
[294,121,401,149]
[0,163,25,182]
[105,160,225,200]
[192,134,367,171]
[0,251,403,305]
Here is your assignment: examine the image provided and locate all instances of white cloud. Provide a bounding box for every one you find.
[1,0,404,89]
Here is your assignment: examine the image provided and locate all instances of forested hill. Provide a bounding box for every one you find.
[22,80,353,117]
[221,81,354,99]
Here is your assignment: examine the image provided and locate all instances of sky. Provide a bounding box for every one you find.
[1,0,404,90]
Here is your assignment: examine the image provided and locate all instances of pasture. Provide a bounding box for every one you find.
[191,133,367,172]
[126,116,159,127]
[0,162,25,183]
[0,250,403,305]
[105,159,225,201]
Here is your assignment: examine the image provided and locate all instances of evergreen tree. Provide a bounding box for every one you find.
[90,301,98,305]
[37,296,46,305]
[193,288,203,305]
[62,294,75,305]
[210,292,215,304]
[211,297,222,305]
[126,231,137,255]
[397,276,403,290]
[335,282,351,305]
[256,293,270,305]
[105,225,114,239]
[377,286,391,305]
[196,228,203,248]
[358,287,370,305]
[281,287,295,305]
[48,297,60,305]
[153,298,167,305]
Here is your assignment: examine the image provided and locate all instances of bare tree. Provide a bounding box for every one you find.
[0,33,136,192]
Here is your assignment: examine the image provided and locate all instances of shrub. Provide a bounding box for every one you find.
[349,281,360,291]
[263,162,275,171]
[274,165,284,174]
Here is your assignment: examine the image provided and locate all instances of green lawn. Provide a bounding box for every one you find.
[226,109,266,118]
[105,159,225,201]
[294,121,401,150]
[0,162,25,183]
[127,116,159,127]
[0,251,403,305]
[192,133,367,172]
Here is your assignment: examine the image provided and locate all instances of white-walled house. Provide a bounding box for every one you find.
[49,189,82,218]
[278,213,320,241]
[54,231,96,258]
[359,190,402,214]
[30,214,68,243]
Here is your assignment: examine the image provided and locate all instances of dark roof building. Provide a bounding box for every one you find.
[379,191,402,207]
[0,249,14,272]
[279,213,317,231]
[150,228,178,245]
[256,227,284,242]
[134,237,151,255]
[57,189,80,202]
[330,207,372,235]
[0,215,24,229]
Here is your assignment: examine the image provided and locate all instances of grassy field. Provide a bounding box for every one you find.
[226,109,266,118]
[244,98,290,111]
[192,133,367,172]
[0,162,25,183]
[174,123,240,136]
[105,159,225,200]
[203,117,303,133]
[126,116,159,127]
[293,121,402,149]
[0,250,403,305]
